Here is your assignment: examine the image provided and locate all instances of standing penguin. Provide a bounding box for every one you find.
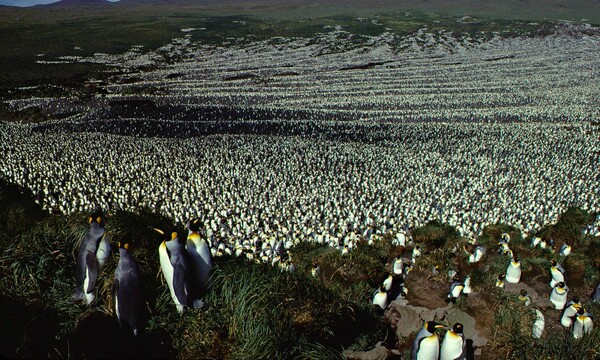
[445,276,464,304]
[505,257,521,283]
[392,255,404,275]
[156,228,192,313]
[372,286,388,310]
[185,218,212,308]
[561,297,582,327]
[592,283,600,302]
[496,274,506,289]
[412,321,445,360]
[572,308,594,339]
[558,241,571,257]
[550,282,569,310]
[440,322,466,360]
[549,259,566,288]
[518,289,531,306]
[382,273,394,291]
[462,275,472,295]
[73,212,112,304]
[532,308,545,339]
[114,242,144,336]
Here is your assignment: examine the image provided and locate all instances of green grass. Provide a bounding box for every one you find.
[0,178,388,359]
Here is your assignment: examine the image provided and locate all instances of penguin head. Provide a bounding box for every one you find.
[187,218,202,232]
[572,296,580,304]
[576,307,585,316]
[498,273,506,281]
[452,323,464,334]
[550,259,557,267]
[520,289,528,296]
[556,282,566,288]
[513,256,520,263]
[424,321,445,333]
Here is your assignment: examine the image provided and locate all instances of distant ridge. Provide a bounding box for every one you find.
[46,0,117,6]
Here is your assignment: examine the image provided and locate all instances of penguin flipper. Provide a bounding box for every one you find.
[172,265,189,307]
[85,251,98,294]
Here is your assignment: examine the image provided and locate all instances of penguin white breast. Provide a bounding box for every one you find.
[373,292,387,310]
[417,335,440,360]
[440,332,463,360]
[532,309,545,339]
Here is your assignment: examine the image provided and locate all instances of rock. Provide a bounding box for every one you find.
[343,342,393,360]
[384,301,423,339]
[504,281,552,308]
[384,300,449,340]
[444,307,489,348]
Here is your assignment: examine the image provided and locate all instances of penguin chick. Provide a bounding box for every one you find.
[73,214,111,304]
[440,322,466,360]
[572,308,594,339]
[412,321,445,360]
[114,242,145,336]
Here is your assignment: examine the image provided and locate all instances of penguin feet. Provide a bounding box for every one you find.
[192,298,206,309]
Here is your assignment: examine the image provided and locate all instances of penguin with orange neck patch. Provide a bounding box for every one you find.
[155,228,193,313]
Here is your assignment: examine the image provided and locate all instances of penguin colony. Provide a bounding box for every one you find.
[1,23,599,243]
[0,121,598,247]
[2,18,599,350]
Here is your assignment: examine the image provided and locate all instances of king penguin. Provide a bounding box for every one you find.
[560,297,582,327]
[532,307,545,339]
[185,218,212,308]
[372,286,388,310]
[114,242,145,336]
[412,321,445,360]
[73,211,111,304]
[440,322,466,360]
[392,255,404,275]
[505,256,521,283]
[550,282,568,310]
[156,228,192,313]
[558,241,571,257]
[549,259,566,288]
[446,276,464,304]
[592,283,600,302]
[572,307,594,339]
[495,273,506,289]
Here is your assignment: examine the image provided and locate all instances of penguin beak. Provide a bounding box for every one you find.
[150,227,165,235]
[434,324,446,329]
